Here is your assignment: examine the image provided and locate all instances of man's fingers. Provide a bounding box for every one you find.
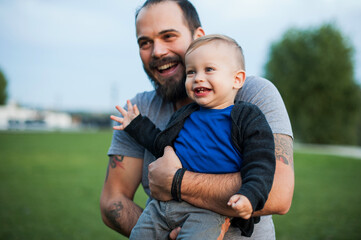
[169,227,181,240]
[217,217,231,240]
[163,146,175,155]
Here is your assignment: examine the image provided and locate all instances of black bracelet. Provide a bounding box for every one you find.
[171,169,180,201]
[176,168,186,201]
[171,168,187,202]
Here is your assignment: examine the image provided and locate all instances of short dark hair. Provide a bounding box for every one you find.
[135,0,202,35]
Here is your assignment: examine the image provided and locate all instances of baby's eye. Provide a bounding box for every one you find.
[186,70,195,75]
[205,67,214,72]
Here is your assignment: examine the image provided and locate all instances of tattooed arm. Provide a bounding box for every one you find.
[253,133,294,216]
[100,155,143,237]
[182,134,294,216]
[149,134,294,217]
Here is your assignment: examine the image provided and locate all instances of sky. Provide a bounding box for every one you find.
[0,0,360,113]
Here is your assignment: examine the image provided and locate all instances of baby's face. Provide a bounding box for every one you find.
[185,42,243,109]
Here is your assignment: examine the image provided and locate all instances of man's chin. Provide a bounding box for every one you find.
[144,66,187,102]
[156,82,188,103]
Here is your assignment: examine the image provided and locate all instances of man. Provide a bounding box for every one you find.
[100,0,294,239]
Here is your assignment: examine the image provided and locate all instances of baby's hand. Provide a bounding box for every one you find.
[110,100,140,130]
[227,194,253,219]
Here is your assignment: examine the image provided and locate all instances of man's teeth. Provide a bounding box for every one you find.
[158,62,176,71]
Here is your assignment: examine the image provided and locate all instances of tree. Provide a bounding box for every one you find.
[264,23,361,145]
[0,69,7,105]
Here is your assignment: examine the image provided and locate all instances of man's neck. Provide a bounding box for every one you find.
[174,98,193,111]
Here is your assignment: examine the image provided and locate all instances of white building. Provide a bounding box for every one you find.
[0,101,77,130]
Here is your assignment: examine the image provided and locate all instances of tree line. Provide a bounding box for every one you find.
[1,23,360,145]
[264,23,361,146]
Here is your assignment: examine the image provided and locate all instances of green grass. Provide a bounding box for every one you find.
[274,153,361,240]
[1,132,360,239]
[0,131,146,240]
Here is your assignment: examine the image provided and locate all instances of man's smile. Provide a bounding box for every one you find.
[157,62,178,72]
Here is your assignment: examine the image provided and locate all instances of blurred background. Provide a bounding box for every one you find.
[0,0,360,135]
[0,0,361,239]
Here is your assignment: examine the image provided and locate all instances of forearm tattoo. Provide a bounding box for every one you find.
[274,134,294,169]
[104,201,124,230]
[105,155,125,182]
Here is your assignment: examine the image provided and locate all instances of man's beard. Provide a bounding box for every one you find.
[143,57,188,103]
[154,75,188,103]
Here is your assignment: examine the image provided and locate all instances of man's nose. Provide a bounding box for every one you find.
[152,40,167,58]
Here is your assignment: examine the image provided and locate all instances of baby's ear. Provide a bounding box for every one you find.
[233,70,246,89]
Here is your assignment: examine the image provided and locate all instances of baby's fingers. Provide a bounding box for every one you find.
[126,100,135,114]
[112,125,125,131]
[110,115,125,130]
[115,105,128,117]
[110,115,124,124]
[227,194,241,206]
[133,104,140,116]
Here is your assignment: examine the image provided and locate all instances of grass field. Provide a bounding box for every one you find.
[0,132,360,239]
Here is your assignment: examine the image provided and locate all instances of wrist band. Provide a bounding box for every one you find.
[171,168,186,202]
[171,169,180,201]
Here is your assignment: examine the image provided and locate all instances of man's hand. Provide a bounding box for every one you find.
[148,146,182,201]
[111,100,140,130]
[218,217,231,240]
[167,219,230,240]
[227,194,252,219]
[168,227,181,240]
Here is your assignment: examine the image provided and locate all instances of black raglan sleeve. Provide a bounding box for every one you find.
[230,102,275,237]
[231,102,276,212]
[124,114,162,158]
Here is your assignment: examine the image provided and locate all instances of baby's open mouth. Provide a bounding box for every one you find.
[194,87,211,93]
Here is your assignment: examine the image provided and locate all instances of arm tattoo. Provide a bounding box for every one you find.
[104,201,124,230]
[105,155,125,182]
[274,134,294,169]
[110,155,125,169]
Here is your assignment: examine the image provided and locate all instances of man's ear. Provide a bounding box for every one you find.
[234,70,246,89]
[193,27,205,40]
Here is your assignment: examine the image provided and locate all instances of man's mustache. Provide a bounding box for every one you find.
[149,56,183,69]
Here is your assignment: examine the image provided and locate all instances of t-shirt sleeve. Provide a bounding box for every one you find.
[236,76,293,138]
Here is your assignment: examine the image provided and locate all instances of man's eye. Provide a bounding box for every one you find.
[164,34,175,40]
[139,41,151,49]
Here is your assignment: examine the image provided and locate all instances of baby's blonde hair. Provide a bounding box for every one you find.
[185,34,245,70]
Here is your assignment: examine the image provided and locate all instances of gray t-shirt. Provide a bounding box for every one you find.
[108,75,293,239]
